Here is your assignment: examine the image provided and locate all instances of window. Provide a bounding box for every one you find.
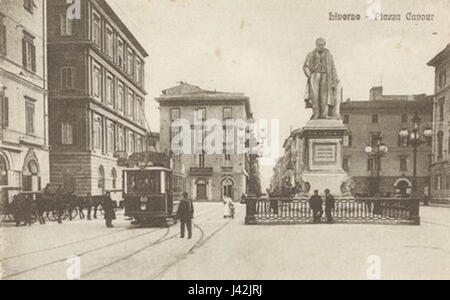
[116,125,125,152]
[136,59,143,86]
[118,82,125,112]
[367,158,380,171]
[25,99,35,134]
[60,15,72,36]
[106,74,114,106]
[61,122,74,145]
[371,132,381,146]
[136,135,142,153]
[436,176,442,190]
[398,130,409,147]
[225,154,231,161]
[1,93,9,128]
[343,157,350,171]
[371,114,379,124]
[127,130,135,153]
[22,33,36,72]
[93,115,103,150]
[61,67,75,90]
[127,48,134,77]
[367,158,374,171]
[400,158,408,172]
[93,64,102,99]
[224,107,232,120]
[127,90,134,118]
[134,97,140,121]
[92,12,101,46]
[343,134,352,147]
[439,98,445,121]
[24,0,34,14]
[118,38,125,69]
[401,113,408,123]
[107,121,115,153]
[137,98,144,124]
[343,114,350,124]
[196,108,206,122]
[0,16,7,56]
[106,26,114,58]
[98,166,105,193]
[0,155,8,186]
[171,108,180,121]
[437,131,444,159]
[439,70,447,89]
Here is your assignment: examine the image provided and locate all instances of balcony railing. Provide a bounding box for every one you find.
[245,197,420,225]
[190,167,213,176]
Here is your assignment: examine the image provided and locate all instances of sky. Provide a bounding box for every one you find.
[106,0,450,189]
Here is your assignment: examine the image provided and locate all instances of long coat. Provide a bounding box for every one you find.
[303,48,339,108]
[102,195,116,220]
[177,199,194,221]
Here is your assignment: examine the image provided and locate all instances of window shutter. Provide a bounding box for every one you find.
[3,97,8,128]
[31,44,36,72]
[22,39,26,68]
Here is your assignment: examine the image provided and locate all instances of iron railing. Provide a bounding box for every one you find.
[245,197,420,225]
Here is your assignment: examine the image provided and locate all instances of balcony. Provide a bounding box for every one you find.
[190,167,213,176]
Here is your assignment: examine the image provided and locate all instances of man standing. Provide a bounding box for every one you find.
[177,192,194,239]
[303,37,340,120]
[324,189,336,224]
[103,192,116,228]
[309,190,323,224]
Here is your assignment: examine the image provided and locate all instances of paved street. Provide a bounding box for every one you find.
[0,204,449,280]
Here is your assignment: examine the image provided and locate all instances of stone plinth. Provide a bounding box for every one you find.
[301,119,353,197]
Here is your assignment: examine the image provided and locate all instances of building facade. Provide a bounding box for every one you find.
[341,87,433,197]
[428,44,450,205]
[47,0,148,196]
[157,82,255,201]
[0,0,49,208]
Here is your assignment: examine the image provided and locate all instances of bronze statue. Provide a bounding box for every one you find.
[303,38,341,120]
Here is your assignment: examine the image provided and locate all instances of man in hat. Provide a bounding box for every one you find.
[177,192,194,239]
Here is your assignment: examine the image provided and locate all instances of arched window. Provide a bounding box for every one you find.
[437,131,444,159]
[0,155,8,186]
[111,168,117,189]
[98,165,105,194]
[222,177,235,200]
[23,159,40,192]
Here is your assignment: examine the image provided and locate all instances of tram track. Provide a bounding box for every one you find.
[82,210,223,279]
[149,217,234,280]
[1,206,220,280]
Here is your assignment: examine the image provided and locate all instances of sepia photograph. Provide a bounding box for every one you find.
[0,0,449,284]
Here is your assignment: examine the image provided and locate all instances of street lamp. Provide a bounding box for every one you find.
[364,135,389,196]
[398,112,433,200]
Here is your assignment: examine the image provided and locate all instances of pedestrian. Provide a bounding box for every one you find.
[309,190,323,224]
[223,196,234,219]
[177,192,194,239]
[55,185,67,224]
[324,189,335,224]
[103,192,116,228]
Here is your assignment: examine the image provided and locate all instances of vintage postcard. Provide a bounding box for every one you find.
[0,0,449,283]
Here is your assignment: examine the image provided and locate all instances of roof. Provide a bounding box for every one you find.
[341,96,433,110]
[155,82,252,114]
[96,0,149,57]
[427,43,450,67]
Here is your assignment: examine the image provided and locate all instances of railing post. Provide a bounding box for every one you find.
[409,197,421,225]
[245,198,257,225]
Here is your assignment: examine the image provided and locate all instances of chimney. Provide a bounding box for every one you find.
[369,86,383,101]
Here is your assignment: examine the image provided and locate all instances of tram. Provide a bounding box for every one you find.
[120,152,186,225]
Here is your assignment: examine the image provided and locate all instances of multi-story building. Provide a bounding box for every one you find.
[0,0,49,208]
[428,43,450,205]
[47,0,148,196]
[157,82,257,201]
[341,87,433,197]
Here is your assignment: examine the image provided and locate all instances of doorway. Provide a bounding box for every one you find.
[196,179,207,200]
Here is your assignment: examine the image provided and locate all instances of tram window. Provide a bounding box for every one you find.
[126,171,161,194]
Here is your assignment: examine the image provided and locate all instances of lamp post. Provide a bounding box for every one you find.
[399,112,433,225]
[398,113,433,199]
[364,135,389,196]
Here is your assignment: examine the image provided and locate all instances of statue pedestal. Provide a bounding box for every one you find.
[301,119,352,197]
